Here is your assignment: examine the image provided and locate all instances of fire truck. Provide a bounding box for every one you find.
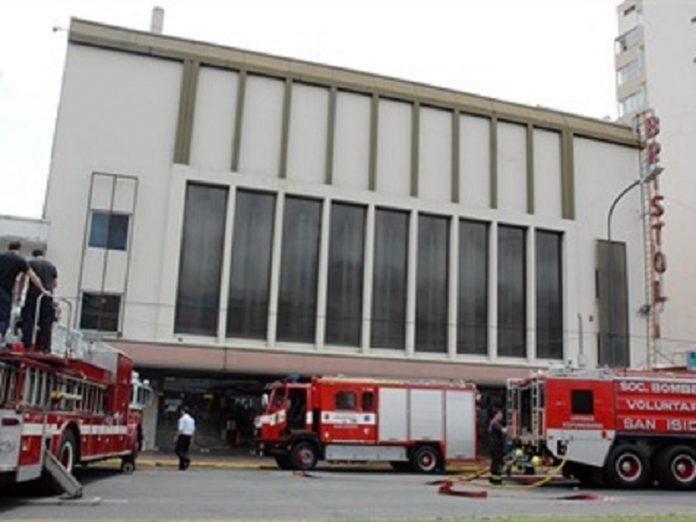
[507,368,696,489]
[0,317,151,496]
[255,376,477,472]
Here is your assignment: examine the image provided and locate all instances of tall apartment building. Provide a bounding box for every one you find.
[616,0,696,364]
[44,18,645,450]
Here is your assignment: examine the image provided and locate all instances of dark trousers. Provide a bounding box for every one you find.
[175,435,192,470]
[0,289,10,339]
[21,293,54,352]
[489,446,504,483]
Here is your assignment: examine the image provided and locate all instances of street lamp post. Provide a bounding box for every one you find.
[606,166,662,367]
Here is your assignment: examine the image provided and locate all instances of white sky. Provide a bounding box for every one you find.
[0,0,620,219]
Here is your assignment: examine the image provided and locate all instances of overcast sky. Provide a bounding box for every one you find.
[0,0,620,219]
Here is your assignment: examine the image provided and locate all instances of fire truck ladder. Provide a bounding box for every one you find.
[42,447,83,499]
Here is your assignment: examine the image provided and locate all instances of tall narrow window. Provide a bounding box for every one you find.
[458,220,488,354]
[416,214,448,353]
[371,209,408,349]
[326,203,366,346]
[277,197,322,343]
[498,225,526,357]
[174,183,228,336]
[536,230,563,359]
[227,190,276,339]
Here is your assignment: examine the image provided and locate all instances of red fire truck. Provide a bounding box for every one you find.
[255,376,477,472]
[508,368,696,489]
[0,324,151,494]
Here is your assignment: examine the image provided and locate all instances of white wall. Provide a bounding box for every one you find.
[190,66,238,171]
[238,75,284,177]
[333,91,370,191]
[497,122,527,215]
[533,128,562,219]
[573,137,646,367]
[45,45,182,338]
[376,99,412,197]
[638,2,696,362]
[287,83,329,185]
[419,106,451,203]
[459,114,490,209]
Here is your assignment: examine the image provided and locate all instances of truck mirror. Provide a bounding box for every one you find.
[261,393,268,409]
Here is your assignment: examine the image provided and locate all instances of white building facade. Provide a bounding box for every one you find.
[615,0,696,366]
[45,19,645,448]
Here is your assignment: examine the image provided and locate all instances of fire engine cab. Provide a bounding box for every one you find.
[508,368,696,489]
[255,376,477,472]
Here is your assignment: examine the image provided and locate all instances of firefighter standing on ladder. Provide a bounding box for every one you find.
[488,409,507,484]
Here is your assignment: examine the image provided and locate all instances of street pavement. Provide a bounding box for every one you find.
[2,462,696,520]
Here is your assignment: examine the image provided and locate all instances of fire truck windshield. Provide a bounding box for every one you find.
[269,388,286,411]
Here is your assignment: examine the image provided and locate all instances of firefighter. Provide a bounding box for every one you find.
[0,241,48,344]
[487,409,507,485]
[21,249,58,353]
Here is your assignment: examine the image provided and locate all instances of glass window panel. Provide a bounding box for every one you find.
[227,190,276,339]
[277,197,322,343]
[108,214,129,250]
[458,220,489,354]
[497,225,526,357]
[371,209,408,349]
[174,183,228,335]
[89,212,109,248]
[326,203,366,346]
[80,293,121,332]
[536,230,563,359]
[88,212,129,250]
[416,214,449,353]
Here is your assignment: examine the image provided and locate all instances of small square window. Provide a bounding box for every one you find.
[80,293,121,332]
[335,391,357,411]
[571,389,594,415]
[89,212,129,250]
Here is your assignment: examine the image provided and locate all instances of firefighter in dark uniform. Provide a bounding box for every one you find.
[488,409,507,484]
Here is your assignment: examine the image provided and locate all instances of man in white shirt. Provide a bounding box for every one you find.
[175,406,196,470]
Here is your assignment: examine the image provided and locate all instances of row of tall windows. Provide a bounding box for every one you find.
[174,184,564,358]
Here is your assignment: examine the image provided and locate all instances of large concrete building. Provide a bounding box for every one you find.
[45,18,645,450]
[615,0,696,366]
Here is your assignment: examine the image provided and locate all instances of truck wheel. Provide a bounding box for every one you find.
[411,446,441,473]
[656,445,696,490]
[605,444,651,488]
[275,455,293,470]
[290,442,318,471]
[57,430,77,474]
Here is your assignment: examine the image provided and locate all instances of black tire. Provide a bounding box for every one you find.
[275,455,293,470]
[410,446,441,473]
[390,461,410,472]
[290,441,318,471]
[605,444,651,488]
[57,430,78,474]
[656,445,696,490]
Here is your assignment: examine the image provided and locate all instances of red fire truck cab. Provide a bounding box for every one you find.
[255,376,477,472]
[508,368,696,489]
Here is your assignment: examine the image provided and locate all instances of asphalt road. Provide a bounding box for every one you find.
[2,466,696,520]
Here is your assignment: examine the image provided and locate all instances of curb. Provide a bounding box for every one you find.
[97,458,483,473]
